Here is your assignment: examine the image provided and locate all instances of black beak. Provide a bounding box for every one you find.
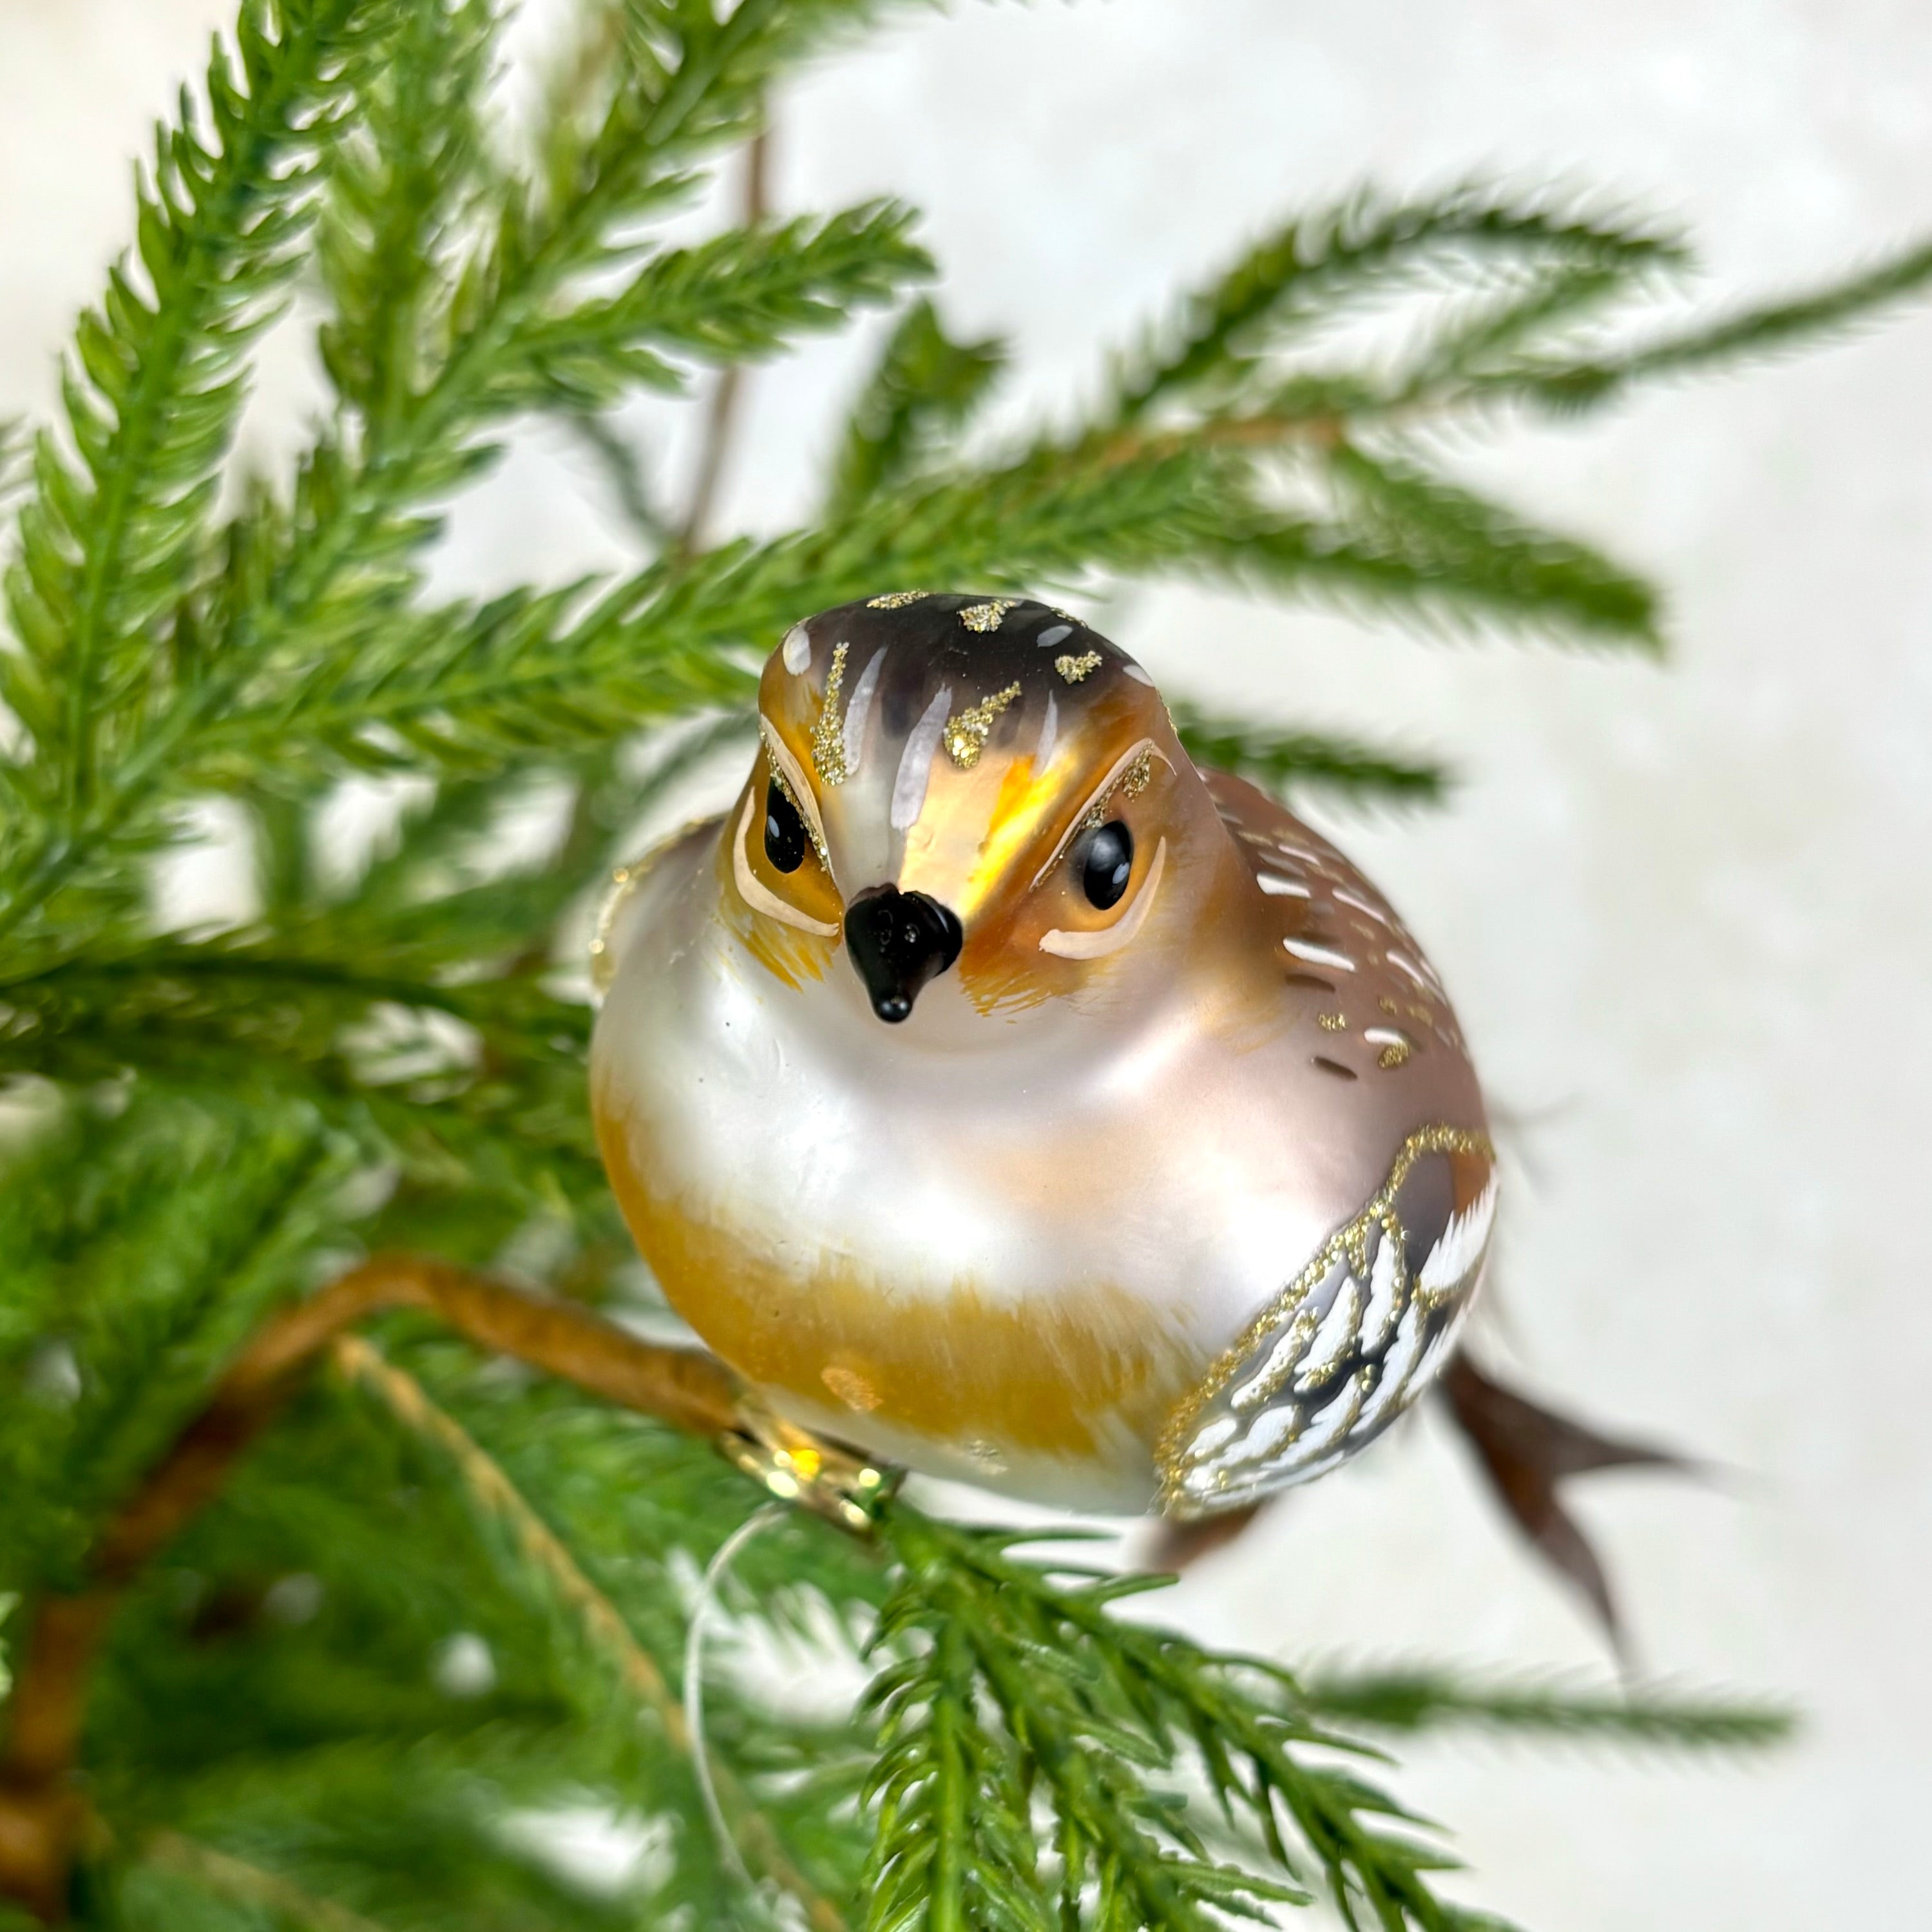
[843,885,963,1022]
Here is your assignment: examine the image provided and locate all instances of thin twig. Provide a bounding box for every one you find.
[332,1337,846,1932]
[142,1830,392,1932]
[677,126,772,557]
[0,1254,745,1924]
[332,1334,689,1734]
[1091,409,1349,470]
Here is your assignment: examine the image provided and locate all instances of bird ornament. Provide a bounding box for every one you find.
[589,592,1499,1524]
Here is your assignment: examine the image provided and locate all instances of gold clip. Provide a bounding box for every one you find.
[718,1394,900,1535]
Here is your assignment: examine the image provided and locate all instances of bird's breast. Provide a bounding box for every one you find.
[590,792,1491,1516]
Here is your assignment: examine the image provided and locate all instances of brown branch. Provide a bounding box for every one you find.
[1089,409,1348,470]
[0,1254,745,1923]
[676,126,772,557]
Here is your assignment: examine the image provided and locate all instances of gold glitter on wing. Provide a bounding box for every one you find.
[866,589,930,609]
[1156,1124,1492,1515]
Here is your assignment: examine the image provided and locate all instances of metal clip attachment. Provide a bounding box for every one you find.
[718,1394,900,1535]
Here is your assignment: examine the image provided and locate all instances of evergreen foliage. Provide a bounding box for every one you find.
[1,3,1924,1927]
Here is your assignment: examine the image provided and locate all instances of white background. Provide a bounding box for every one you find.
[4,2,1930,1925]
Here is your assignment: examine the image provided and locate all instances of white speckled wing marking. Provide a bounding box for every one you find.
[1205,769,1469,1075]
[1157,1129,1496,1517]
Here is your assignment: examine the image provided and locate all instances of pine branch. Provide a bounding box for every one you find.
[0,1098,362,1591]
[872,1513,1495,1932]
[0,0,927,957]
[1113,182,1687,422]
[1171,701,1451,807]
[1491,233,1932,411]
[332,1334,687,1728]
[1316,440,1661,649]
[494,200,932,412]
[177,422,1664,790]
[0,1250,747,1915]
[1298,1667,1795,1752]
[0,0,404,822]
[1392,262,1642,394]
[314,0,497,430]
[332,1335,852,1931]
[0,936,598,1202]
[828,296,1008,517]
[863,1618,1051,1931]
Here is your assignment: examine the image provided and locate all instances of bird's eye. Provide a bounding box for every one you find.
[764,779,808,873]
[1081,821,1133,909]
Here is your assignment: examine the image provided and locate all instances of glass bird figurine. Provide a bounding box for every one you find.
[590,594,1496,1520]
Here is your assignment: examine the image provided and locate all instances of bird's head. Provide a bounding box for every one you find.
[727,593,1239,1032]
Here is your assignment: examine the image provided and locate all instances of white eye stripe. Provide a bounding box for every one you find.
[731,795,839,936]
[841,647,887,776]
[1038,836,1166,959]
[1034,691,1058,770]
[891,687,952,832]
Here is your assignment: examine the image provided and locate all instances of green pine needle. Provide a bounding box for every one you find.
[1297,1667,1796,1752]
[1113,181,1688,422]
[3,0,408,827]
[829,296,1009,515]
[1170,702,1451,807]
[1496,234,1932,411]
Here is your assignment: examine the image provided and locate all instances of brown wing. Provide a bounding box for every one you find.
[1156,769,1497,1518]
[1200,767,1470,1076]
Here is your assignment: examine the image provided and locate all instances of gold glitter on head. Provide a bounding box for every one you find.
[942,682,1023,769]
[810,642,850,785]
[1054,651,1103,684]
[1081,745,1160,831]
[866,589,930,609]
[959,598,1019,633]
